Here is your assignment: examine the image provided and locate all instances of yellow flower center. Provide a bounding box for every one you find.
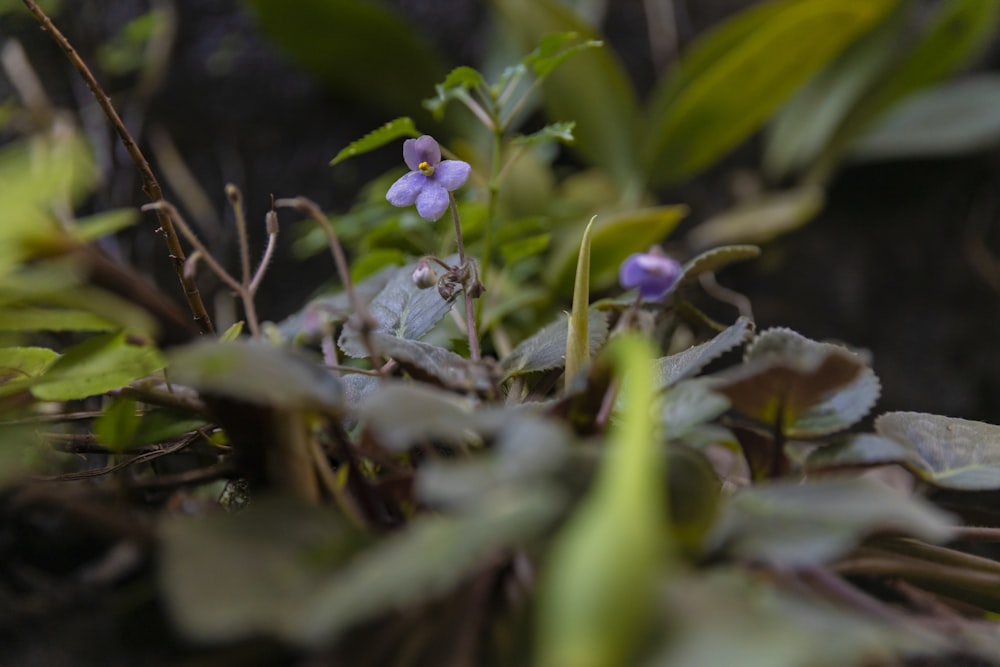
[418,160,435,176]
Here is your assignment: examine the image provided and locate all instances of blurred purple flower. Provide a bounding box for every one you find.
[385,135,471,221]
[619,251,682,300]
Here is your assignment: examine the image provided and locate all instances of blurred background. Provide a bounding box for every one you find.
[2,0,1000,420]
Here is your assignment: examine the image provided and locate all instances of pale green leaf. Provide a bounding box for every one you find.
[219,321,244,342]
[0,346,59,397]
[0,306,115,332]
[656,316,755,388]
[565,217,594,388]
[511,121,576,146]
[73,207,138,242]
[94,397,140,453]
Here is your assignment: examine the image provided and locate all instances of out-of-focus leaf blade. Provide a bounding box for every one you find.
[688,187,824,250]
[502,309,609,378]
[646,0,896,184]
[679,246,762,285]
[851,76,1000,161]
[656,316,754,388]
[875,412,1000,490]
[168,340,343,411]
[0,346,59,397]
[709,477,956,566]
[0,306,115,332]
[493,0,642,188]
[31,333,164,401]
[512,121,576,146]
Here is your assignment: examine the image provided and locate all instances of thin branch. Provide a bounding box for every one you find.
[21,0,214,335]
[449,194,480,361]
[226,183,252,287]
[34,432,201,482]
[952,526,1000,543]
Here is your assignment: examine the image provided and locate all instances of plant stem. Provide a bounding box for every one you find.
[21,0,214,335]
[225,184,252,287]
[275,197,383,370]
[449,194,480,361]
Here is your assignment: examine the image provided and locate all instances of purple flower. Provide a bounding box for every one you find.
[619,251,682,300]
[385,135,471,221]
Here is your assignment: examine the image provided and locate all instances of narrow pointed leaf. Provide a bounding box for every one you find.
[565,217,594,389]
[330,117,419,166]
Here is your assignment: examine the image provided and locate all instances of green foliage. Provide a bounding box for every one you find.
[329,117,419,166]
[31,332,164,401]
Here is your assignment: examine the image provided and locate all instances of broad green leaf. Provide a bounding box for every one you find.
[656,316,754,388]
[788,363,880,437]
[660,380,731,440]
[277,265,396,344]
[646,0,897,184]
[349,248,405,282]
[536,336,666,667]
[245,0,446,118]
[355,381,478,451]
[708,477,956,566]
[329,117,419,166]
[511,121,576,146]
[653,569,940,667]
[851,77,1000,161]
[31,333,164,401]
[548,205,688,293]
[688,187,824,250]
[161,499,368,643]
[805,433,912,471]
[167,340,343,412]
[493,0,642,188]
[162,491,563,645]
[370,333,496,394]
[73,207,138,242]
[818,0,1000,171]
[502,308,609,378]
[763,5,904,178]
[712,328,867,430]
[338,257,457,358]
[565,217,594,388]
[94,397,140,453]
[0,307,115,332]
[0,345,59,397]
[875,412,1000,490]
[679,246,762,285]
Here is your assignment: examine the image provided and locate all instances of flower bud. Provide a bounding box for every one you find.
[412,258,438,289]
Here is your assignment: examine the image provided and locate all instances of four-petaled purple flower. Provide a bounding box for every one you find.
[619,251,682,300]
[386,135,471,221]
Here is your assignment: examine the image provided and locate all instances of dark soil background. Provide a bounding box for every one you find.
[4,0,1000,421]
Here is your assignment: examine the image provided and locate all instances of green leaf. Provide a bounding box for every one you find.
[355,381,478,451]
[660,380,731,440]
[788,363,880,437]
[94,397,141,453]
[219,321,244,342]
[656,316,754,388]
[708,477,956,566]
[851,77,1000,161]
[712,328,868,430]
[548,205,688,294]
[654,569,940,667]
[370,333,496,394]
[31,333,164,401]
[0,306,115,332]
[679,246,763,285]
[0,346,59,397]
[73,207,138,242]
[645,0,897,184]
[498,232,550,265]
[329,117,419,167]
[167,340,344,412]
[536,335,667,667]
[349,248,405,282]
[763,5,904,178]
[522,31,602,80]
[130,410,207,447]
[565,217,594,388]
[667,445,722,553]
[688,187,824,250]
[338,257,456,358]
[511,121,576,146]
[875,412,1000,490]
[163,490,562,646]
[502,308,609,378]
[245,0,446,118]
[493,0,642,188]
[424,67,486,118]
[805,433,912,472]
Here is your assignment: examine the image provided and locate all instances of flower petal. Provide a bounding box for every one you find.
[403,135,441,171]
[433,160,471,191]
[415,183,449,221]
[619,252,682,300]
[386,172,426,207]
